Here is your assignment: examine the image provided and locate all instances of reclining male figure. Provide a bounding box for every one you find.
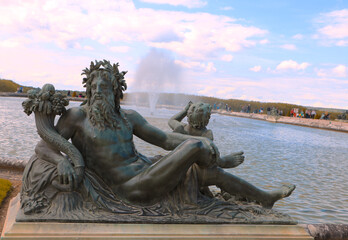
[35,60,295,208]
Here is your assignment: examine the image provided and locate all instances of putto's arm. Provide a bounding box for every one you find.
[168,101,192,130]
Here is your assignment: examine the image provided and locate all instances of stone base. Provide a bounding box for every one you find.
[2,196,313,240]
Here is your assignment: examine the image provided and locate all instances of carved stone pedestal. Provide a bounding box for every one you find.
[2,196,313,240]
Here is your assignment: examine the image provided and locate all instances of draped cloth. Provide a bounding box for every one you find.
[19,154,295,224]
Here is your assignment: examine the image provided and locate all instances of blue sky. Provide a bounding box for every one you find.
[0,0,347,109]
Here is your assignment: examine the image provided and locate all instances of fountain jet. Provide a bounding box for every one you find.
[133,48,182,114]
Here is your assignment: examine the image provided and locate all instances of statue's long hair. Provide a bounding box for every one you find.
[81,60,127,109]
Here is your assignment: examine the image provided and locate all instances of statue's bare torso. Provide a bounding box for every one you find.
[66,107,151,188]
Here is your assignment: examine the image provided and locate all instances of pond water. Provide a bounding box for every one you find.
[0,97,347,224]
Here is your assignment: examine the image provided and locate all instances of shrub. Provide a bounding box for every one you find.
[0,178,12,206]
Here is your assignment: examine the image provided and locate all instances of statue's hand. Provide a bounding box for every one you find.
[210,140,220,163]
[173,125,186,134]
[184,101,193,112]
[74,166,84,186]
[198,138,220,167]
[56,158,78,190]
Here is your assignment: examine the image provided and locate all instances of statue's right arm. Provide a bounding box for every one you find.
[35,107,85,189]
[35,140,66,165]
[35,107,83,165]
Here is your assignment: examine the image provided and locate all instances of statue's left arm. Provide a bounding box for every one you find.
[125,109,219,158]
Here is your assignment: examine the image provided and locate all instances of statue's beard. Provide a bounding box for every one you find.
[88,94,119,131]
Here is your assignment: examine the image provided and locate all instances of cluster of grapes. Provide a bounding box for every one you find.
[51,92,69,115]
[22,89,40,116]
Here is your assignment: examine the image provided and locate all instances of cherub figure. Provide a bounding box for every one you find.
[168,101,244,168]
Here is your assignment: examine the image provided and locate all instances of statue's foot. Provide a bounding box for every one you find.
[217,151,244,168]
[217,157,244,168]
[262,184,296,209]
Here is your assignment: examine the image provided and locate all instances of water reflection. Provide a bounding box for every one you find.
[0,97,347,224]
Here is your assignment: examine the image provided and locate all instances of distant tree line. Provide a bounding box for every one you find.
[0,79,345,121]
[122,92,346,120]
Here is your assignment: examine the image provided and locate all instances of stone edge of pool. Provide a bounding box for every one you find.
[214,110,348,133]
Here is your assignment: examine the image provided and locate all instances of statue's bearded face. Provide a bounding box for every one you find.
[88,71,119,130]
[90,71,114,105]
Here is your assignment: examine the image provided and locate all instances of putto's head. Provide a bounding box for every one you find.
[187,102,212,129]
[81,60,127,108]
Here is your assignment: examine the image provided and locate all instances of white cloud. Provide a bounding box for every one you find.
[276,60,310,71]
[0,45,93,89]
[197,86,214,95]
[0,0,267,61]
[110,45,130,53]
[84,45,94,50]
[175,60,216,72]
[317,64,347,78]
[316,9,348,46]
[172,74,348,109]
[249,65,261,72]
[139,0,207,8]
[73,42,82,49]
[205,62,216,72]
[292,34,303,40]
[280,44,297,50]
[217,87,236,95]
[73,42,94,51]
[197,85,237,99]
[220,6,233,11]
[336,40,348,46]
[149,15,267,59]
[221,54,233,62]
[259,39,269,44]
[333,64,347,77]
[316,68,327,77]
[0,39,19,48]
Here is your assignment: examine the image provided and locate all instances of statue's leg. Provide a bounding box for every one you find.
[117,139,210,204]
[199,166,295,208]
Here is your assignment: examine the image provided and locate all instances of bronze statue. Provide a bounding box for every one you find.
[19,60,295,224]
